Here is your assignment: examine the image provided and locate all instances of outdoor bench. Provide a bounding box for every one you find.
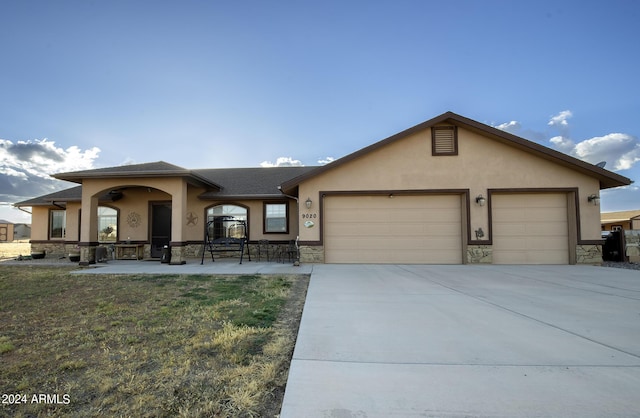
[201,237,250,264]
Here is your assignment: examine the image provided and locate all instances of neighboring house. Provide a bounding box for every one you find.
[0,220,15,242]
[601,210,640,232]
[14,112,632,265]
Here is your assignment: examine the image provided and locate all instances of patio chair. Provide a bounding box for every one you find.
[282,237,299,264]
[257,239,270,261]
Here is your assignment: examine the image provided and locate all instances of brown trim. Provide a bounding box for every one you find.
[263,201,289,234]
[30,239,80,245]
[77,207,82,242]
[203,202,251,239]
[318,189,469,247]
[298,240,322,246]
[487,188,599,261]
[48,208,67,240]
[580,240,606,245]
[97,204,120,243]
[78,241,100,246]
[114,240,146,245]
[431,125,458,156]
[280,112,631,193]
[169,241,188,247]
[199,194,290,201]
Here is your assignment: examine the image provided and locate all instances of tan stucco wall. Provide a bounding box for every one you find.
[190,199,299,242]
[297,126,602,244]
[30,177,299,251]
[29,206,49,241]
[65,203,81,241]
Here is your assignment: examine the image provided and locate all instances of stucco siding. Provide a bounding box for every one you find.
[298,126,602,246]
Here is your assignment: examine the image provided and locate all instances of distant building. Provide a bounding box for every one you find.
[601,210,640,232]
[13,223,31,240]
[0,220,15,242]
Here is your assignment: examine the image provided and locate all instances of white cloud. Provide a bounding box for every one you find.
[492,120,547,143]
[547,129,640,171]
[572,133,640,170]
[548,110,573,127]
[0,138,100,179]
[493,110,639,172]
[317,156,335,165]
[549,135,575,153]
[259,156,304,167]
[0,138,101,216]
[494,120,521,133]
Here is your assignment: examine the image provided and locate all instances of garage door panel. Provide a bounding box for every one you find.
[324,195,462,264]
[325,248,462,264]
[492,194,569,265]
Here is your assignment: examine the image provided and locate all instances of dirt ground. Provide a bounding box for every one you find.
[0,241,31,260]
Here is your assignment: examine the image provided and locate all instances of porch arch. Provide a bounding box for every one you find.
[78,178,188,264]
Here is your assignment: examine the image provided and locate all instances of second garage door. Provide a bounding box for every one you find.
[324,194,462,264]
[492,193,570,264]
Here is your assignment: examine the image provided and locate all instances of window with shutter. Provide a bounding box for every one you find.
[431,126,458,155]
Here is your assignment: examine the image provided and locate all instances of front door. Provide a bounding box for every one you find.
[151,202,171,258]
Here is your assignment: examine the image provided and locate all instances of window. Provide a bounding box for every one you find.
[264,202,288,233]
[98,206,118,242]
[206,205,247,239]
[431,125,458,155]
[50,210,66,239]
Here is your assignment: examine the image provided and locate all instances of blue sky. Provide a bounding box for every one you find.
[1,0,639,222]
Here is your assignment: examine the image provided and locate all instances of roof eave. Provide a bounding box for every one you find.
[280,111,632,191]
[53,171,222,190]
[198,193,288,201]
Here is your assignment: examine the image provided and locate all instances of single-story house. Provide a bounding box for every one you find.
[601,210,640,232]
[15,111,632,265]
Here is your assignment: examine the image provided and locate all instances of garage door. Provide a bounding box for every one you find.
[324,194,462,264]
[492,193,569,264]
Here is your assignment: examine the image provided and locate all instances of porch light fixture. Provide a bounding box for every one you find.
[475,194,486,206]
[588,194,600,205]
[475,227,485,239]
[305,197,312,209]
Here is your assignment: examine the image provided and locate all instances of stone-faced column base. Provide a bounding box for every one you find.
[79,243,97,266]
[299,245,324,263]
[466,245,492,264]
[169,244,187,265]
[576,244,602,265]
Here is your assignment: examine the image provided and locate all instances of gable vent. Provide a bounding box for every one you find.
[432,126,458,155]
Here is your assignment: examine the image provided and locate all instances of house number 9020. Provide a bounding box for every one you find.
[302,213,317,219]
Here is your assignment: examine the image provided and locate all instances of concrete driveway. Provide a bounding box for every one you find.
[280,264,640,417]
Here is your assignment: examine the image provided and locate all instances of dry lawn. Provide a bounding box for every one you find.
[0,265,309,417]
[0,241,31,260]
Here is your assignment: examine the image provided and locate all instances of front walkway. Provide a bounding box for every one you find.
[70,258,313,275]
[1,257,312,275]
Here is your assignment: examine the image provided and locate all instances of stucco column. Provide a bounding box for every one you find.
[169,181,187,265]
[79,193,99,265]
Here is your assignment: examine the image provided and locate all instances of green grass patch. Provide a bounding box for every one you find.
[0,265,309,417]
